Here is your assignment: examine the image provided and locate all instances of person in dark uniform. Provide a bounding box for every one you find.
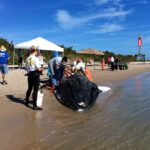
[114,56,119,70]
[110,56,115,71]
[17,49,23,69]
[25,46,43,110]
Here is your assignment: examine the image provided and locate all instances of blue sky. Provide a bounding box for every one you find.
[0,0,150,58]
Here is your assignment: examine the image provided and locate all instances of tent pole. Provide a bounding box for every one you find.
[62,52,64,57]
[13,48,16,69]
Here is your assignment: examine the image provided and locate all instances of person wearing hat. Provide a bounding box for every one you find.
[0,45,9,85]
[25,46,43,110]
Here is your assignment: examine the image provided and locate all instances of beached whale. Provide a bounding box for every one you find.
[54,74,100,111]
[40,76,111,111]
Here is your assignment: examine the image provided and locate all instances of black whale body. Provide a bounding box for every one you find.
[55,74,100,111]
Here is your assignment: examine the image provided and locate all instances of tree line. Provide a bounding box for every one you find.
[0,37,136,65]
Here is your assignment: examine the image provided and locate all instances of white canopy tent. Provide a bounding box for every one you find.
[15,37,64,52]
[13,37,64,67]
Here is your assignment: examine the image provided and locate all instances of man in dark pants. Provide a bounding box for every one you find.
[25,46,43,110]
[17,49,23,69]
[110,56,115,71]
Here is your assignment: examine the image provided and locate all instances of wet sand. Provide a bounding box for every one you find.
[92,64,150,84]
[0,64,150,149]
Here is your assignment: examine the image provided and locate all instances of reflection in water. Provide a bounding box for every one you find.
[1,73,150,150]
[135,77,142,90]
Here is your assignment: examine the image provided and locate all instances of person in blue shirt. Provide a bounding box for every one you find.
[0,45,9,85]
[48,52,70,92]
[48,51,62,91]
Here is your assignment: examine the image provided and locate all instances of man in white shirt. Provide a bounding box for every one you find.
[25,46,43,110]
[110,56,115,71]
[72,58,85,72]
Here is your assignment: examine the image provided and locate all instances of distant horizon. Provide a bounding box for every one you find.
[0,0,150,59]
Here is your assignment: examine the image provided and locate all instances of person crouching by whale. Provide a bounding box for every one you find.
[25,46,44,110]
[49,53,70,91]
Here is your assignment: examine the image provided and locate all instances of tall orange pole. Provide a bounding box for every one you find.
[102,58,105,71]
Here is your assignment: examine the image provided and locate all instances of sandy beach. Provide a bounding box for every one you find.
[0,63,150,149]
[93,63,150,84]
[1,63,150,101]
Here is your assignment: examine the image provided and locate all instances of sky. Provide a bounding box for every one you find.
[0,0,150,58]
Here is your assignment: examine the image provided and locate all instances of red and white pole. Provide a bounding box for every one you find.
[138,34,142,54]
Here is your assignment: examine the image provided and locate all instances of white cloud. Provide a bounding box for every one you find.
[56,10,78,29]
[94,0,121,6]
[56,9,131,29]
[93,0,126,15]
[56,0,133,30]
[115,0,149,6]
[89,23,124,34]
[141,0,148,4]
[95,0,109,5]
[128,0,148,5]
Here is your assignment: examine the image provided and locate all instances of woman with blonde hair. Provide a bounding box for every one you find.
[25,46,43,110]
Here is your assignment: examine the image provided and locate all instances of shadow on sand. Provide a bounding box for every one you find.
[6,95,33,109]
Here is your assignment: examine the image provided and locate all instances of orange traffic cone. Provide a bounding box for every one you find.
[85,68,93,81]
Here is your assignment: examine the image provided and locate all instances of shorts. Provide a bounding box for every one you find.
[0,64,8,74]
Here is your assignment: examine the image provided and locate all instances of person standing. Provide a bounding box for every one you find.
[114,56,119,70]
[110,56,115,71]
[107,56,111,67]
[25,46,43,110]
[49,51,62,90]
[17,49,23,69]
[0,45,9,85]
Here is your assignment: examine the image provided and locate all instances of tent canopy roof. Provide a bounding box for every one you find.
[15,37,64,52]
[77,48,104,55]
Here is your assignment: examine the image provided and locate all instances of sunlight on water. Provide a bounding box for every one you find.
[38,72,150,150]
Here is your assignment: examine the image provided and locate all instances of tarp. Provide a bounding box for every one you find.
[15,37,64,52]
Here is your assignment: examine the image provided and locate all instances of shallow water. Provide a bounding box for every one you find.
[0,72,150,150]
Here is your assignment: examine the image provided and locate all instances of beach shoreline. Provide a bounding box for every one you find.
[0,63,150,103]
[0,64,150,149]
[91,64,150,84]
